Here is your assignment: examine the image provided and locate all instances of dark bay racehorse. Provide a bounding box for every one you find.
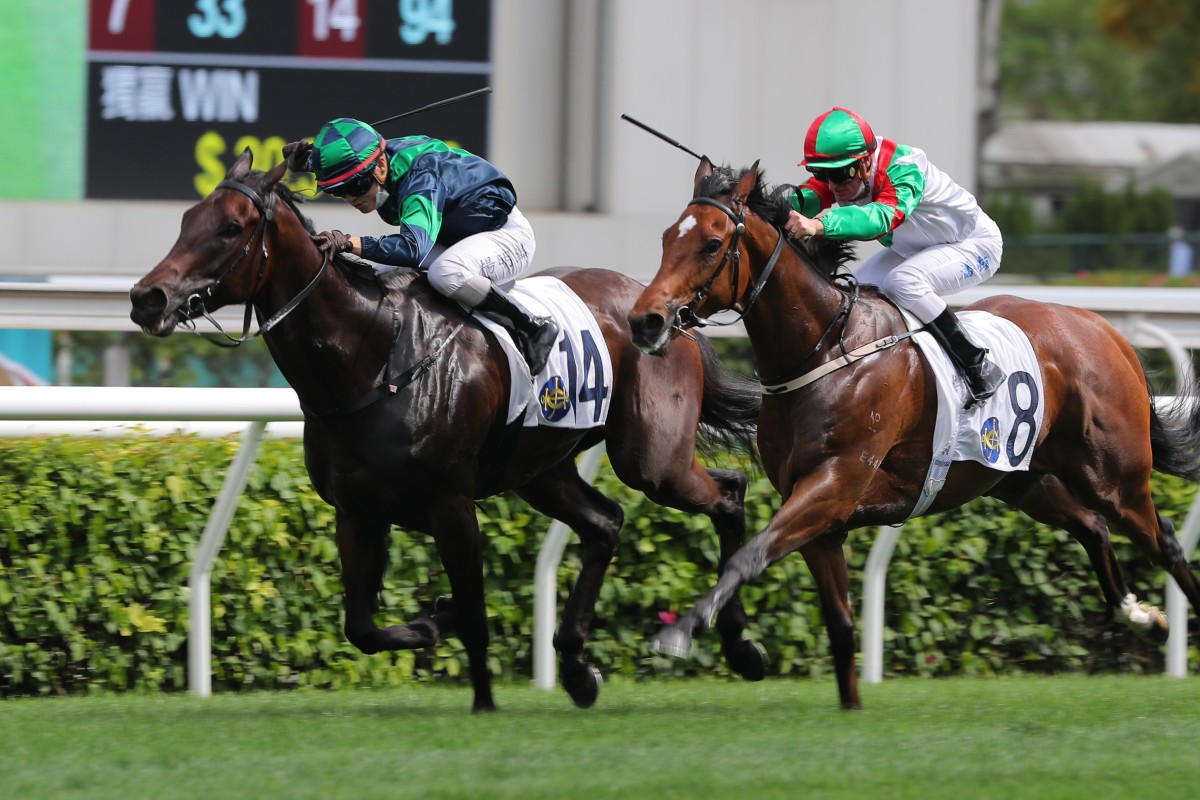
[628,158,1200,709]
[130,150,768,711]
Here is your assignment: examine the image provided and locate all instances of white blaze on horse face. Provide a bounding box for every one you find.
[676,214,698,238]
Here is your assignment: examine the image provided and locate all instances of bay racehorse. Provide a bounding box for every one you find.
[129,150,768,711]
[628,158,1200,709]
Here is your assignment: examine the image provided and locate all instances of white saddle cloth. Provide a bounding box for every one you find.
[473,276,614,429]
[903,308,1045,519]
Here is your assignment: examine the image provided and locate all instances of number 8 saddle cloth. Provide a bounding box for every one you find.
[904,308,1046,519]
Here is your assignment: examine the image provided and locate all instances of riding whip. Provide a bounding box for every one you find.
[620,114,706,161]
[371,87,492,129]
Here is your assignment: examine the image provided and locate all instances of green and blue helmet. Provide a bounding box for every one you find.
[310,118,386,193]
[800,107,877,169]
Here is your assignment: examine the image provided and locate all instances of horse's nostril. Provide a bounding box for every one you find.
[629,312,667,346]
[130,285,167,312]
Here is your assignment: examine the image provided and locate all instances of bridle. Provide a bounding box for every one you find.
[677,194,898,393]
[674,196,786,333]
[180,178,330,347]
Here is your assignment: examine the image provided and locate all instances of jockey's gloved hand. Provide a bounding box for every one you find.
[283,139,313,172]
[312,229,353,254]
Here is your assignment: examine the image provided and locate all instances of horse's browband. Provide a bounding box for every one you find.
[216,179,275,220]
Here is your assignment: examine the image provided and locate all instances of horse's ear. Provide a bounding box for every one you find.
[693,155,713,195]
[226,148,254,180]
[264,158,288,187]
[731,159,760,214]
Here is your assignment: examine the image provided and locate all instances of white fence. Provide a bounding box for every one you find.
[0,385,1197,695]
[1,284,1198,691]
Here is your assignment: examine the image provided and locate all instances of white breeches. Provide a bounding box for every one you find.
[424,206,537,306]
[852,214,1003,324]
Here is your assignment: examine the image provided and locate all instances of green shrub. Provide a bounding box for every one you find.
[0,437,1195,696]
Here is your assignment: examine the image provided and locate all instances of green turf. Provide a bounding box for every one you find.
[1,676,1197,799]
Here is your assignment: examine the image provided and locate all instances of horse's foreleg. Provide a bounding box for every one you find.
[427,494,495,712]
[335,512,443,652]
[653,528,773,661]
[800,536,859,710]
[518,471,622,709]
[652,475,853,709]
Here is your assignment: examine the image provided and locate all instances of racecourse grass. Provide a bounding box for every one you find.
[1,675,1198,799]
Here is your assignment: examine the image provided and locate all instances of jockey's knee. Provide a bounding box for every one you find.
[446,274,492,307]
[426,260,474,300]
[879,272,944,323]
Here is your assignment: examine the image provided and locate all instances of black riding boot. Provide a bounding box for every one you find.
[927,308,1006,408]
[476,286,560,375]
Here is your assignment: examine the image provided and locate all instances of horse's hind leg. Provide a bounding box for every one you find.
[991,473,1169,641]
[1149,511,1200,617]
[1106,488,1200,628]
[517,468,622,708]
[704,468,768,681]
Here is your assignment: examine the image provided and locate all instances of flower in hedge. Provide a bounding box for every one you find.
[658,611,679,625]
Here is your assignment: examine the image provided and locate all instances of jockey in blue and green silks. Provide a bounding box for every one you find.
[284,118,559,375]
[785,107,1005,407]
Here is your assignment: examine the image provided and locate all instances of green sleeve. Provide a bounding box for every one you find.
[790,186,825,218]
[820,160,924,241]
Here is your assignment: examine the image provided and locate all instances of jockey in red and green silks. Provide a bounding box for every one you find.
[784,106,1006,406]
[283,118,559,374]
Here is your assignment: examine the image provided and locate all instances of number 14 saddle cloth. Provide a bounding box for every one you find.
[903,308,1046,519]
[473,275,614,430]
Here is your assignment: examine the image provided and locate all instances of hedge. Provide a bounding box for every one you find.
[1,436,1196,696]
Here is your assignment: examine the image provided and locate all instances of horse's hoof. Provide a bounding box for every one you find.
[651,624,693,659]
[1143,609,1170,645]
[1121,595,1169,643]
[387,616,440,648]
[726,640,768,682]
[562,662,603,709]
[434,595,454,614]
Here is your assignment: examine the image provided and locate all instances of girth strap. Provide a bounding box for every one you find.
[760,330,920,395]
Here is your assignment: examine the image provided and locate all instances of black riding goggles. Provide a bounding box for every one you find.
[807,163,860,185]
[324,162,380,198]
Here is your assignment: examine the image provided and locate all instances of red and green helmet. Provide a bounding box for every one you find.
[800,107,877,169]
[310,118,386,192]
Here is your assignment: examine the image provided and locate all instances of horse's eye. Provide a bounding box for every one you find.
[221,223,242,238]
[702,238,722,256]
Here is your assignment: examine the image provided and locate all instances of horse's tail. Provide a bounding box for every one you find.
[1149,369,1200,481]
[696,334,761,464]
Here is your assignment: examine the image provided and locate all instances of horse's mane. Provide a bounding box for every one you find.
[696,164,857,279]
[240,168,424,292]
[237,169,319,236]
